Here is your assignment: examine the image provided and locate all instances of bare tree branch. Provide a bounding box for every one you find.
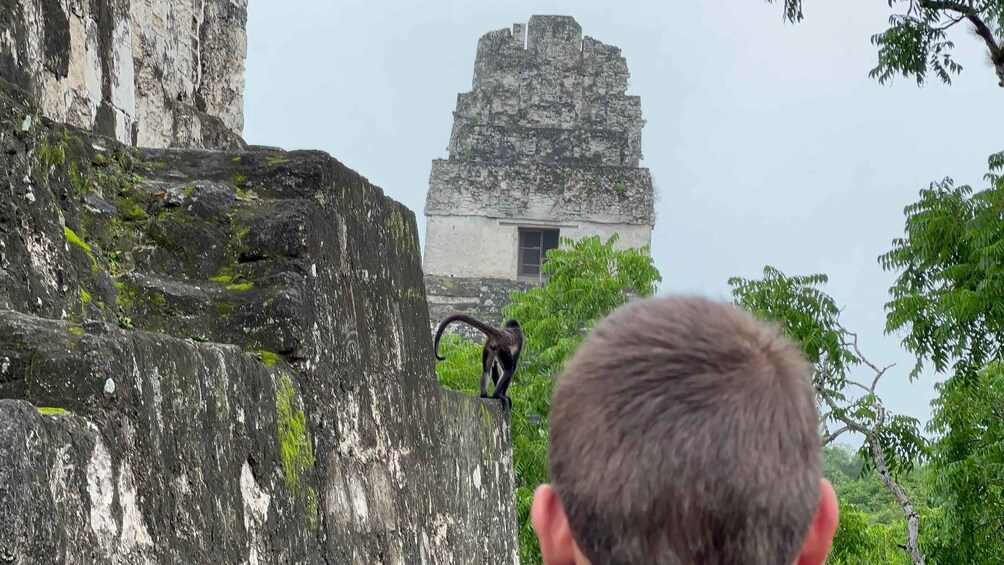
[872,364,896,392]
[823,426,852,445]
[934,11,968,32]
[847,380,873,395]
[839,325,898,391]
[867,422,924,565]
[816,386,924,564]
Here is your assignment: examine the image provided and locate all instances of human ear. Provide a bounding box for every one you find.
[794,478,840,565]
[530,484,581,565]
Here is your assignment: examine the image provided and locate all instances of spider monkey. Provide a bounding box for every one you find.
[433,314,524,411]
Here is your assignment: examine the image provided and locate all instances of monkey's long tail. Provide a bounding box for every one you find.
[433,314,499,361]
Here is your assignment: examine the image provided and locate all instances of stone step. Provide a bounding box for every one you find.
[114,270,308,358]
[136,146,386,202]
[127,177,315,281]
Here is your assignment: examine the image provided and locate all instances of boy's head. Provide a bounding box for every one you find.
[531,295,838,565]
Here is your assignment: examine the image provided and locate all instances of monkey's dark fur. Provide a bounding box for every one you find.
[434,314,524,410]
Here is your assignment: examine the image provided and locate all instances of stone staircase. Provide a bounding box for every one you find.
[0,77,519,564]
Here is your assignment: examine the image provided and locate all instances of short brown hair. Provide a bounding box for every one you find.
[548,295,822,564]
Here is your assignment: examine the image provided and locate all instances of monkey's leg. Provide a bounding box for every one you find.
[479,347,492,398]
[490,359,501,388]
[493,367,515,411]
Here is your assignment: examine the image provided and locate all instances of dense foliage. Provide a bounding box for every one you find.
[877,151,1004,562]
[824,444,932,564]
[434,235,661,564]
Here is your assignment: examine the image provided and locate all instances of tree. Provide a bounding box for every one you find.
[729,266,929,564]
[435,234,662,565]
[919,363,1004,563]
[827,499,914,564]
[879,152,1004,562]
[503,234,662,370]
[764,0,1004,87]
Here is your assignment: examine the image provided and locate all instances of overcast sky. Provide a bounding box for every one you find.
[243,0,1004,436]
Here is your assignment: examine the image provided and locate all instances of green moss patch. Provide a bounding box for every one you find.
[253,350,281,366]
[386,206,413,254]
[63,226,92,255]
[39,135,67,170]
[306,487,320,531]
[267,154,290,165]
[226,282,253,291]
[121,203,146,221]
[64,226,98,272]
[275,372,315,493]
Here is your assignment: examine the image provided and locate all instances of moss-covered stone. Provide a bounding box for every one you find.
[231,172,247,189]
[275,372,314,493]
[253,350,280,366]
[216,302,233,318]
[63,226,97,273]
[0,73,519,563]
[266,153,289,166]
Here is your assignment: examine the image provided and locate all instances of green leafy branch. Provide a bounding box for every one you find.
[730,265,928,564]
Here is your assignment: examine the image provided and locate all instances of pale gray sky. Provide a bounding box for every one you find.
[243,0,1004,435]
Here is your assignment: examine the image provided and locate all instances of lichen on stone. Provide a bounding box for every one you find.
[387,206,414,255]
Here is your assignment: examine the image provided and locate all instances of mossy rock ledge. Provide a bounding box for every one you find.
[0,76,518,563]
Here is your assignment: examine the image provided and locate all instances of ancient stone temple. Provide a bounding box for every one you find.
[0,0,247,149]
[423,15,656,330]
[0,2,518,563]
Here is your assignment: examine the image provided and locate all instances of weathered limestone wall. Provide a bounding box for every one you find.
[425,275,536,339]
[423,15,655,329]
[0,0,247,149]
[424,215,653,280]
[0,72,518,563]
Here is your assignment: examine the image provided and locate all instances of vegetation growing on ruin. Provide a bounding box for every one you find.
[275,372,315,492]
[267,153,290,165]
[253,350,281,366]
[274,371,321,529]
[63,226,98,273]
